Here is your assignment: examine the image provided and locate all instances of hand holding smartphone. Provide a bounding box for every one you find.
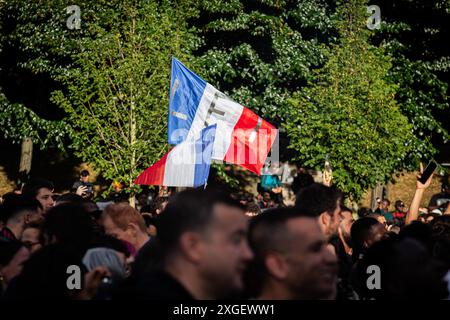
[417,161,437,185]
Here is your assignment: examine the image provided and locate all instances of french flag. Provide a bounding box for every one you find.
[168,58,277,175]
[134,125,216,187]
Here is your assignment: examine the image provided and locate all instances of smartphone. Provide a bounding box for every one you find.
[418,161,437,184]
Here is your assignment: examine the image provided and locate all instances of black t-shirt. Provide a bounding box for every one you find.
[119,269,194,300]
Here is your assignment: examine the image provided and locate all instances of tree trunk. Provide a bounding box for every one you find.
[19,137,33,188]
[370,183,384,212]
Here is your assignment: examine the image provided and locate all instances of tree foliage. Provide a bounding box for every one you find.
[372,0,450,166]
[50,0,197,193]
[285,0,414,199]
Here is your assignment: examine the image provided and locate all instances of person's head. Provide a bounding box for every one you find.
[357,207,371,218]
[247,207,337,299]
[157,188,253,299]
[0,195,43,239]
[295,183,343,239]
[101,203,149,253]
[22,178,55,212]
[142,213,157,237]
[151,196,169,216]
[44,203,96,252]
[4,244,89,300]
[245,202,261,217]
[394,200,406,212]
[399,221,432,252]
[381,199,390,211]
[291,171,314,195]
[368,213,387,228]
[82,247,126,280]
[442,182,450,195]
[339,206,354,247]
[0,240,30,291]
[430,215,450,269]
[54,193,84,206]
[418,213,427,223]
[356,237,448,300]
[137,192,150,207]
[21,221,45,254]
[80,170,90,183]
[263,191,273,203]
[350,217,386,262]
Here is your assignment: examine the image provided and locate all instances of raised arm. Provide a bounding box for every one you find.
[406,162,433,225]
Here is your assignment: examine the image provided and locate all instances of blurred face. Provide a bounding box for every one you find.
[101,214,136,249]
[147,225,157,237]
[381,201,390,210]
[198,204,253,297]
[81,175,89,183]
[324,200,342,238]
[21,227,43,253]
[0,247,30,285]
[36,188,54,212]
[156,201,168,215]
[25,209,43,224]
[339,210,354,245]
[263,192,271,202]
[282,217,338,299]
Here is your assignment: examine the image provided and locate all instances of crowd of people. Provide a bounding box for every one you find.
[0,166,449,300]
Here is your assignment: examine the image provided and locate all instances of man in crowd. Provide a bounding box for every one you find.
[101,203,149,255]
[375,199,393,223]
[248,207,338,299]
[71,169,94,199]
[22,178,55,213]
[393,200,407,224]
[131,189,253,299]
[295,183,343,241]
[0,195,42,242]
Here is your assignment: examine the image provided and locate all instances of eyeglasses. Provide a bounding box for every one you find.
[22,241,41,250]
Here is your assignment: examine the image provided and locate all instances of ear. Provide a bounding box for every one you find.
[265,253,289,280]
[320,212,330,228]
[178,232,203,263]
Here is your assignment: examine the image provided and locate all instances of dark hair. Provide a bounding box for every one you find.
[357,207,372,218]
[399,221,432,252]
[89,234,131,258]
[294,183,342,217]
[245,202,261,215]
[430,215,450,269]
[151,196,169,214]
[350,217,381,262]
[156,188,244,254]
[23,221,46,246]
[355,237,448,300]
[291,172,314,195]
[55,193,83,205]
[44,203,96,252]
[382,199,391,205]
[245,207,316,297]
[80,170,90,177]
[340,205,353,213]
[142,214,156,228]
[4,244,87,300]
[22,178,54,198]
[0,194,42,223]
